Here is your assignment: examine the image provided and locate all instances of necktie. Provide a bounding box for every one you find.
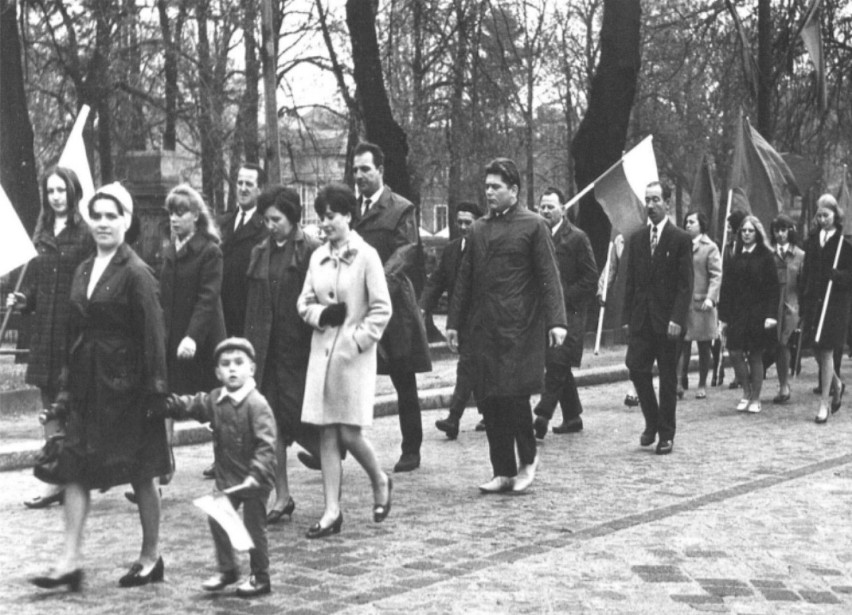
[362,198,372,217]
[650,225,658,254]
[236,210,246,232]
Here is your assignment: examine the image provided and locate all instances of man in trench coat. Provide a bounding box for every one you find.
[533,187,598,438]
[447,158,567,493]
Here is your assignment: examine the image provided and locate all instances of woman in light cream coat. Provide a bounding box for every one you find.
[298,183,393,539]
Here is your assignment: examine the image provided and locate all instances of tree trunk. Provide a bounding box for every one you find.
[756,0,772,139]
[261,0,280,184]
[570,0,641,269]
[446,1,469,239]
[196,0,217,209]
[91,0,114,182]
[0,0,40,234]
[157,0,186,151]
[346,0,412,202]
[123,0,147,151]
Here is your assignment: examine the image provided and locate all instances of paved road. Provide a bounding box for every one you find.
[2,360,851,614]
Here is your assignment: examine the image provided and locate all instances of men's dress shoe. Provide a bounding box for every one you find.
[623,394,640,407]
[474,420,487,431]
[266,497,295,523]
[552,417,583,434]
[728,382,741,390]
[831,382,845,414]
[30,568,83,591]
[306,512,343,539]
[655,440,674,455]
[512,456,539,492]
[202,463,216,479]
[533,416,549,440]
[747,401,762,414]
[24,490,64,509]
[435,415,460,439]
[235,574,271,598]
[201,569,239,592]
[479,476,514,493]
[639,431,656,447]
[297,451,321,471]
[736,398,750,412]
[118,556,164,587]
[373,475,393,522]
[393,453,420,473]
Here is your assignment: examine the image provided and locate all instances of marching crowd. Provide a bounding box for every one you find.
[6,143,850,598]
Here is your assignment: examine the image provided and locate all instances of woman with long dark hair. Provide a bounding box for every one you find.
[718,215,779,414]
[6,167,93,509]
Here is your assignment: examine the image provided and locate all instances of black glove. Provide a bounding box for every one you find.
[319,302,347,327]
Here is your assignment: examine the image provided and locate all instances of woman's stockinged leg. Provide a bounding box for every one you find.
[697,341,711,387]
[271,437,290,509]
[132,477,161,570]
[748,353,764,402]
[818,349,836,407]
[338,425,389,505]
[319,426,343,525]
[58,482,90,572]
[730,350,751,398]
[776,343,791,394]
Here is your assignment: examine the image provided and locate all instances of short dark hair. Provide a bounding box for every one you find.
[484,158,521,191]
[456,201,482,218]
[314,182,358,222]
[257,185,302,225]
[239,162,267,187]
[770,213,799,247]
[683,210,708,234]
[646,180,671,201]
[541,187,565,204]
[353,142,385,169]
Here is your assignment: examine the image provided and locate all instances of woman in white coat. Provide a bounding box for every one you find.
[298,183,393,539]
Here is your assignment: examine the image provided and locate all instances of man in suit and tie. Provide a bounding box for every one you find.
[220,163,268,336]
[352,142,432,473]
[422,201,483,439]
[623,181,693,455]
[533,187,598,438]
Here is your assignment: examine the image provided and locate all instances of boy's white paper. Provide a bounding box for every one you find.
[193,493,254,551]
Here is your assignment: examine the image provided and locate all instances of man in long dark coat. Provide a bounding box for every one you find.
[533,187,598,438]
[447,158,567,493]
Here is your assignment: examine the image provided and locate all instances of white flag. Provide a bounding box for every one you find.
[193,493,254,551]
[0,184,37,277]
[622,135,659,203]
[58,105,95,222]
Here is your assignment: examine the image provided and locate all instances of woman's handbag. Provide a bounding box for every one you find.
[32,402,67,485]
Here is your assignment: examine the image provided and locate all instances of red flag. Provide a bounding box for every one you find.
[729,114,800,230]
[690,154,720,242]
[594,136,658,238]
[725,0,759,100]
[796,0,826,112]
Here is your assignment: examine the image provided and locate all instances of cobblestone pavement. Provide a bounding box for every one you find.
[1,356,851,614]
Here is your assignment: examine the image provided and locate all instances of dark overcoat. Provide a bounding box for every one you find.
[219,209,268,336]
[60,243,171,489]
[447,205,567,400]
[354,187,431,374]
[20,219,93,389]
[420,237,464,313]
[801,229,852,350]
[551,220,598,366]
[718,244,779,352]
[159,232,226,394]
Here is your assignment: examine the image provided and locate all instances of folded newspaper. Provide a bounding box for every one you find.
[193,492,254,551]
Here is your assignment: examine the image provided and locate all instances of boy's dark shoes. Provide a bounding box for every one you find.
[235,574,271,598]
[202,570,239,592]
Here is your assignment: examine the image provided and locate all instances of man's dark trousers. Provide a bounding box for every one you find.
[390,370,422,455]
[627,320,678,441]
[479,396,536,477]
[447,350,476,419]
[535,345,582,421]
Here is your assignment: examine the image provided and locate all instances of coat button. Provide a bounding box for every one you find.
[329,291,334,299]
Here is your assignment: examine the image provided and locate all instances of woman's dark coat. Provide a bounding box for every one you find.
[20,219,93,389]
[801,229,852,350]
[60,243,171,489]
[159,232,226,393]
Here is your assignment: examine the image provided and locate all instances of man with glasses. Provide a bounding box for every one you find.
[623,181,693,455]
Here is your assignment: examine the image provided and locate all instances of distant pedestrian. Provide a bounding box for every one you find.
[714,209,747,389]
[447,158,567,492]
[623,181,692,456]
[422,200,483,439]
[769,214,804,404]
[800,195,852,423]
[718,215,779,414]
[6,166,93,510]
[298,183,393,538]
[677,211,722,401]
[533,187,598,438]
[160,338,277,598]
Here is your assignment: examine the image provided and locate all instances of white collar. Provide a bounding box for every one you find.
[175,232,195,252]
[362,185,384,205]
[236,206,256,225]
[742,244,756,253]
[649,217,668,234]
[551,219,564,236]
[217,377,256,405]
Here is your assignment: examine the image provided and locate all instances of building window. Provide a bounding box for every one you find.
[435,204,448,233]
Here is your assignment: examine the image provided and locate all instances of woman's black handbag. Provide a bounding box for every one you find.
[33,432,66,485]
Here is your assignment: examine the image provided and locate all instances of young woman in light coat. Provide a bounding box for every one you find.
[678,211,722,400]
[297,183,393,538]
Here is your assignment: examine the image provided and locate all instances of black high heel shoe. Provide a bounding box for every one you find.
[373,475,393,523]
[831,382,845,414]
[306,512,343,539]
[30,568,84,592]
[118,556,164,587]
[267,496,295,523]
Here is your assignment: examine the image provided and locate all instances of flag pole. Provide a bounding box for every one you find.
[594,240,615,355]
[565,136,655,209]
[815,233,844,343]
[714,189,734,384]
[0,262,29,348]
